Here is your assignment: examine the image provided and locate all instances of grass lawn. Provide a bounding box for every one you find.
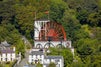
[5,64,11,67]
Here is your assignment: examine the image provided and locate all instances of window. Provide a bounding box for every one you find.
[32,59,33,62]
[6,53,7,57]
[1,58,2,61]
[55,59,60,62]
[11,58,12,61]
[11,54,13,57]
[35,60,38,63]
[36,55,37,58]
[5,58,7,61]
[40,55,42,58]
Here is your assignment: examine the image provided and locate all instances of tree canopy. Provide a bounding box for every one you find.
[0,0,101,67]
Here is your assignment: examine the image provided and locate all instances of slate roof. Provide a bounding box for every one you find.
[23,65,35,67]
[0,49,14,53]
[0,40,10,47]
[44,56,63,59]
[30,51,44,55]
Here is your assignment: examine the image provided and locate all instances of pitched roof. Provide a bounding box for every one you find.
[44,56,63,59]
[23,65,35,67]
[0,49,14,53]
[0,40,10,47]
[29,51,44,55]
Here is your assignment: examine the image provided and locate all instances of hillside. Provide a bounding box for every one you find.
[0,0,101,67]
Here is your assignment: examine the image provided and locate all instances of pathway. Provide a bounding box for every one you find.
[15,51,29,67]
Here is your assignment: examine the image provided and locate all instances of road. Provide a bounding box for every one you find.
[15,51,29,67]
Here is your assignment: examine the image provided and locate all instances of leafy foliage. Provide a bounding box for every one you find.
[36,62,43,67]
[48,48,73,67]
[0,0,101,67]
[16,39,25,58]
[48,62,56,67]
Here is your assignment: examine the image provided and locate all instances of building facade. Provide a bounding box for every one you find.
[29,51,44,64]
[0,41,16,62]
[34,20,71,48]
[43,56,64,67]
[0,47,16,62]
[28,51,64,67]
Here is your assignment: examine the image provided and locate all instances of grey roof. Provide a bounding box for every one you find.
[29,65,36,67]
[30,51,44,55]
[0,40,10,47]
[23,65,35,67]
[0,49,14,53]
[44,56,63,59]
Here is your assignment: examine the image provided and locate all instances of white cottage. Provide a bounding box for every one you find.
[43,56,64,67]
[29,51,44,64]
[28,51,64,67]
[0,47,16,62]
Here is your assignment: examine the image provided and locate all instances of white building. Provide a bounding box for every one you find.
[29,51,44,64]
[0,47,16,62]
[43,56,64,67]
[0,41,16,62]
[28,51,64,67]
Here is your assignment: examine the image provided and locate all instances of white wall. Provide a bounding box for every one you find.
[29,54,64,67]
[29,55,32,63]
[0,53,16,62]
[34,41,71,48]
[29,55,44,64]
[7,53,11,61]
[2,53,6,61]
[34,20,50,40]
[12,53,16,61]
[43,58,63,67]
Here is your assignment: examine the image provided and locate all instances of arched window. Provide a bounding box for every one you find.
[44,42,54,48]
[36,43,43,48]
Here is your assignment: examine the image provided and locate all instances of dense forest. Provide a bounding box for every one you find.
[0,0,101,67]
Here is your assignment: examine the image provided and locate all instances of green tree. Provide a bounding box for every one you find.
[62,9,81,41]
[14,0,50,43]
[16,39,25,58]
[91,27,101,42]
[0,23,20,44]
[50,0,67,22]
[87,12,101,26]
[0,0,21,45]
[91,55,101,67]
[77,38,98,63]
[0,0,15,24]
[48,62,56,67]
[0,64,3,67]
[36,62,43,67]
[14,4,35,38]
[65,0,100,27]
[70,62,85,67]
[48,48,73,67]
